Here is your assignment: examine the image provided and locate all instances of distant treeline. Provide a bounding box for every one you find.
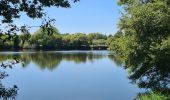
[0,27,113,50]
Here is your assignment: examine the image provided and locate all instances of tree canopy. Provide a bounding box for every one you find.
[0,0,79,23]
[0,26,109,50]
[109,0,170,94]
[0,0,79,34]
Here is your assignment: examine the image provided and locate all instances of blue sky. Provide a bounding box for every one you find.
[14,0,121,35]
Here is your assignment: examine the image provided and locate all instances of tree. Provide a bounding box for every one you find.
[29,26,61,49]
[0,0,79,23]
[88,33,107,45]
[0,1,81,98]
[12,34,20,49]
[19,33,31,48]
[0,0,79,34]
[110,0,170,93]
[73,33,89,46]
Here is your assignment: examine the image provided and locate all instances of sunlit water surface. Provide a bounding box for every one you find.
[0,51,143,100]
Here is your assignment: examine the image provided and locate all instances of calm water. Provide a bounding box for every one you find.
[0,51,143,100]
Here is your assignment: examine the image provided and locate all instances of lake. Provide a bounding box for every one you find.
[0,50,143,100]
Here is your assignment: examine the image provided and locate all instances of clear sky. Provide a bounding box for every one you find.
[14,0,121,35]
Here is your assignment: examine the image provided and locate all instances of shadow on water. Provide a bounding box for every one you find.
[109,52,170,99]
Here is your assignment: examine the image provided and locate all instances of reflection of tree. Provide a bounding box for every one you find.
[62,54,87,63]
[112,52,170,98]
[0,51,115,100]
[108,52,170,94]
[108,53,124,67]
[87,53,106,62]
[62,53,107,64]
[0,52,107,71]
[21,53,63,70]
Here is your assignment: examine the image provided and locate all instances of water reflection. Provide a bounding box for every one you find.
[1,51,168,99]
[108,53,124,67]
[0,51,110,100]
[110,52,170,98]
[0,51,107,71]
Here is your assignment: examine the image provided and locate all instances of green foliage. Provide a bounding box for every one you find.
[29,27,61,49]
[88,33,107,45]
[0,0,80,42]
[19,33,31,47]
[0,34,21,49]
[12,35,20,48]
[61,32,108,49]
[137,92,170,100]
[0,26,108,50]
[0,0,79,23]
[109,0,170,94]
[62,33,89,47]
[88,33,107,40]
[92,39,106,46]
